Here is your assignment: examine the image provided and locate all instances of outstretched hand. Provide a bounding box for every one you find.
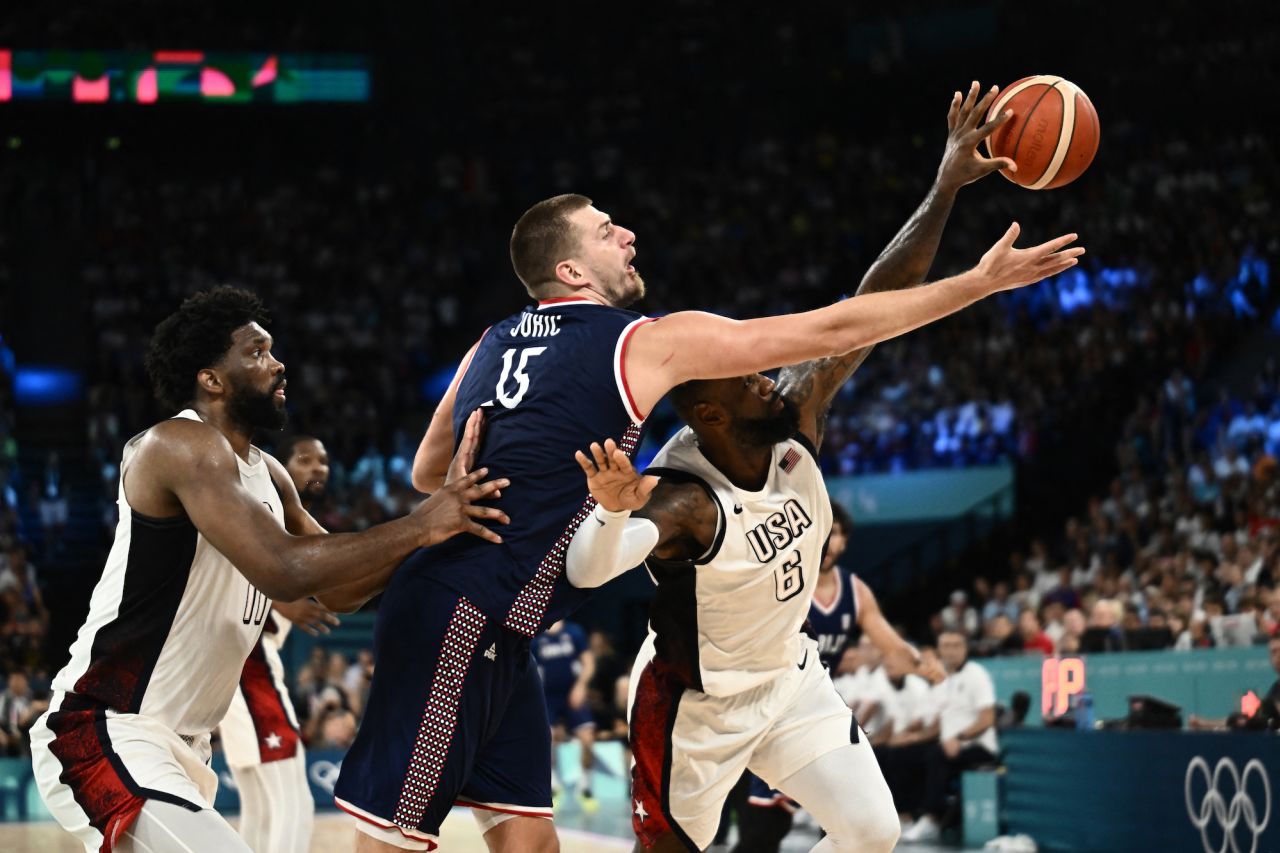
[937,80,1017,192]
[574,439,659,513]
[978,222,1086,293]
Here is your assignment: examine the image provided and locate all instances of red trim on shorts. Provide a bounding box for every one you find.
[455,799,554,818]
[629,655,694,849]
[45,696,200,853]
[335,798,439,851]
[617,317,656,423]
[238,640,300,764]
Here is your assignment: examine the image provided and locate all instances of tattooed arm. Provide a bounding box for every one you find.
[780,80,1017,449]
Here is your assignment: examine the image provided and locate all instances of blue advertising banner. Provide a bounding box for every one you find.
[1001,729,1278,853]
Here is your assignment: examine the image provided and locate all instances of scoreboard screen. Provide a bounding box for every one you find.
[0,50,370,104]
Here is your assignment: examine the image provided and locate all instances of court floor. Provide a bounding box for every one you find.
[0,808,634,853]
[0,813,964,852]
[0,812,967,852]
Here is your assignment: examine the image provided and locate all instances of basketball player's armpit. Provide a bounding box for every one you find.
[635,481,716,562]
[777,350,874,446]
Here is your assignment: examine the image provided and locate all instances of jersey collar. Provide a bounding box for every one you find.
[536,296,605,309]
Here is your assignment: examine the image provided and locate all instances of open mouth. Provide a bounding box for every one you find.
[274,380,288,400]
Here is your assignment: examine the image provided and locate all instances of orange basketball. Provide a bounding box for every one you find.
[984,75,1099,190]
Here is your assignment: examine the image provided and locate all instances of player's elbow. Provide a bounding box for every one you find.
[314,592,365,614]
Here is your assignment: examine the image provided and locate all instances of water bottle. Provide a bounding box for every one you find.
[1074,691,1095,731]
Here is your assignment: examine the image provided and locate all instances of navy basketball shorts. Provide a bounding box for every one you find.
[334,564,552,850]
[545,693,595,732]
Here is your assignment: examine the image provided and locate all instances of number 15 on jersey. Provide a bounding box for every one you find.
[495,347,546,409]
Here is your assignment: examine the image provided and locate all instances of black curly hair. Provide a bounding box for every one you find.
[144,286,270,413]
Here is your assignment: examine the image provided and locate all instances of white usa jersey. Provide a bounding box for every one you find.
[50,409,282,736]
[644,426,832,697]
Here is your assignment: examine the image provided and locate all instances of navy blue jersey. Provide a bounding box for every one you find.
[532,621,589,697]
[418,297,651,635]
[808,568,860,670]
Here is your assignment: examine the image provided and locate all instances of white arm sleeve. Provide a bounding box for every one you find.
[566,506,660,589]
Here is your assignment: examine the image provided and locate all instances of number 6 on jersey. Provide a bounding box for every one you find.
[775,549,805,602]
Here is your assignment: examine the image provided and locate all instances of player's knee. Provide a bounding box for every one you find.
[826,806,899,853]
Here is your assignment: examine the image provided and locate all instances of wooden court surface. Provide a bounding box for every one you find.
[0,808,634,852]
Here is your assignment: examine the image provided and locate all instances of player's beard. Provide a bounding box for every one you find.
[732,394,800,448]
[608,269,645,308]
[301,480,327,502]
[228,376,289,433]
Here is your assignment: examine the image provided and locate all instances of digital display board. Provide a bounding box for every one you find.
[0,50,369,104]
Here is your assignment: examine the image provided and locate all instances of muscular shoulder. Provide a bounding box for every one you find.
[123,418,241,517]
[131,418,239,479]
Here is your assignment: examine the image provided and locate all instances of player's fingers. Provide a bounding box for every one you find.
[946,90,961,130]
[1036,257,1080,279]
[639,475,661,497]
[468,522,504,544]
[448,468,488,493]
[451,409,484,472]
[972,108,1012,141]
[466,505,510,524]
[604,438,619,459]
[298,623,321,637]
[1028,232,1081,256]
[1043,246,1087,263]
[998,221,1021,248]
[575,449,598,477]
[590,441,609,469]
[975,155,1016,177]
[466,477,509,500]
[959,80,979,121]
[611,448,635,475]
[967,85,1000,130]
[322,612,342,627]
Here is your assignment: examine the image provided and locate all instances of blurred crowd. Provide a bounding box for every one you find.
[932,357,1280,659]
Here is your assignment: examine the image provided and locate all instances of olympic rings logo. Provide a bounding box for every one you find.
[1184,756,1272,853]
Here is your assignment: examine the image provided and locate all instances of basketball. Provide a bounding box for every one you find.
[984,75,1099,190]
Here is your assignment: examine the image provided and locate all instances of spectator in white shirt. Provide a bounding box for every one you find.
[940,590,979,638]
[899,631,999,843]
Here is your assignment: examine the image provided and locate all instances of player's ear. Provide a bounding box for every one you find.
[692,401,726,429]
[196,367,226,398]
[554,258,584,288]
